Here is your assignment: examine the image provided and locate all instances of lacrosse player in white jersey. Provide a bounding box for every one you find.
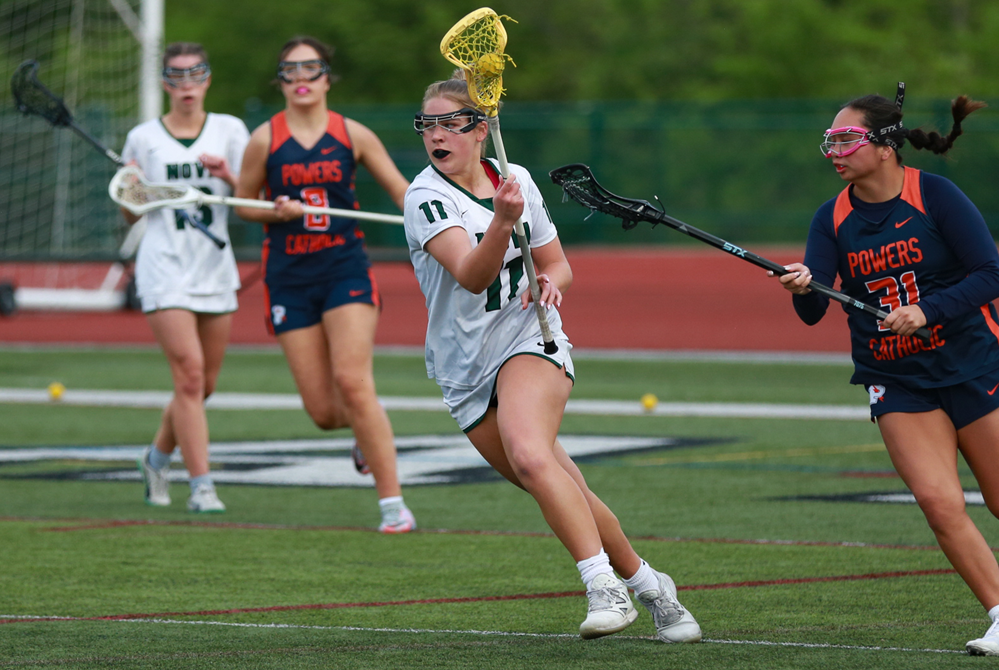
[120,42,249,514]
[404,71,702,643]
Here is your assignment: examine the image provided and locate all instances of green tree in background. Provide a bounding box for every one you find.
[159,0,999,251]
[167,0,999,116]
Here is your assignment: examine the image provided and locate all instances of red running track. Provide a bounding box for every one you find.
[0,248,849,352]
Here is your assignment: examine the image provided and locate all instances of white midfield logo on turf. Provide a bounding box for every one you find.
[0,435,690,488]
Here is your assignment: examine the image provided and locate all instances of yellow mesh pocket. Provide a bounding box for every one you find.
[440,8,517,114]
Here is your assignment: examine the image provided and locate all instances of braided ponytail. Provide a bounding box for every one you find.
[906,96,988,155]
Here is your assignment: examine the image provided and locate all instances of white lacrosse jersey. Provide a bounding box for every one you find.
[121,113,249,298]
[404,160,565,389]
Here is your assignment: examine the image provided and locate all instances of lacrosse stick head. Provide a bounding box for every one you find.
[549,164,665,230]
[11,60,74,127]
[440,7,517,117]
[109,165,194,215]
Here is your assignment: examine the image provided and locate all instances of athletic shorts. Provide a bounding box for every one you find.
[265,269,379,336]
[441,334,574,433]
[866,374,999,430]
[141,290,237,315]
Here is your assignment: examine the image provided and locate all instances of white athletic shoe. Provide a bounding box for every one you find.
[138,446,170,507]
[967,617,999,656]
[579,573,639,639]
[187,483,226,513]
[378,501,416,534]
[636,571,702,643]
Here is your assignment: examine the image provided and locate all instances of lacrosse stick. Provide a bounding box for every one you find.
[109,165,404,226]
[441,7,557,354]
[549,163,934,343]
[12,59,225,249]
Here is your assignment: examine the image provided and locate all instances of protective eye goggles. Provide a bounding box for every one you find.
[161,63,211,87]
[820,121,905,158]
[414,108,486,135]
[820,126,872,158]
[276,59,330,83]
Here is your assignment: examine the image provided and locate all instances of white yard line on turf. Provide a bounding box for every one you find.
[0,343,853,366]
[0,387,868,420]
[0,615,960,653]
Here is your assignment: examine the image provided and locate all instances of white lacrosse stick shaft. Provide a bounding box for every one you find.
[109,167,403,224]
[487,116,557,352]
[204,193,404,225]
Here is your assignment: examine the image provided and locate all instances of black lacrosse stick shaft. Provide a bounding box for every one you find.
[550,163,933,343]
[175,210,226,250]
[12,60,123,165]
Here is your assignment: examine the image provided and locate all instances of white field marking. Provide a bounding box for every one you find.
[0,387,868,420]
[862,491,985,506]
[0,615,962,654]
[0,435,682,487]
[0,343,854,365]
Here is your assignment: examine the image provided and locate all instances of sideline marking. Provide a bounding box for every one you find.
[0,616,963,655]
[0,343,853,366]
[0,568,957,626]
[0,387,868,420]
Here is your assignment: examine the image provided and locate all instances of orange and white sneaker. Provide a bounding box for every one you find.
[378,501,415,534]
[351,443,371,475]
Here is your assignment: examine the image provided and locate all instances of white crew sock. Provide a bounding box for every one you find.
[622,559,660,595]
[379,496,404,510]
[989,604,999,622]
[577,549,613,587]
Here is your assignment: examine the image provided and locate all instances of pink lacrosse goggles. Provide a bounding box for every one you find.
[819,126,873,158]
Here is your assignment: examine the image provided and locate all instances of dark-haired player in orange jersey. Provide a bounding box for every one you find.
[235,36,415,533]
[775,85,999,655]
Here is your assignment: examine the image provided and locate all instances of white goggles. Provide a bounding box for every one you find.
[162,63,211,88]
[414,108,486,135]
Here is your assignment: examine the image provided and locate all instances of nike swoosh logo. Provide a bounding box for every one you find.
[895,217,913,229]
[321,146,336,155]
[349,289,366,297]
[989,384,999,396]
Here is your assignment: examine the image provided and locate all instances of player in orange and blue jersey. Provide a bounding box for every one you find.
[258,105,371,310]
[235,36,415,533]
[775,86,999,655]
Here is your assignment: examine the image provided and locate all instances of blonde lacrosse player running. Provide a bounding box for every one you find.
[120,42,249,513]
[403,71,702,643]
[234,37,415,534]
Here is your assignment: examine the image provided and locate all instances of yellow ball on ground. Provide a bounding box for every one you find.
[640,393,658,412]
[48,382,65,401]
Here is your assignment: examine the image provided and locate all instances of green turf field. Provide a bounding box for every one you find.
[0,347,995,669]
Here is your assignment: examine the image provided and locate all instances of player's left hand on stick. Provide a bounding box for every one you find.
[880,305,928,337]
[273,195,305,221]
[198,153,235,185]
[493,173,524,231]
[769,262,813,295]
[522,273,561,311]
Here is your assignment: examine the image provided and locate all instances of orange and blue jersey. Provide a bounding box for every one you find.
[262,110,370,287]
[794,167,999,389]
